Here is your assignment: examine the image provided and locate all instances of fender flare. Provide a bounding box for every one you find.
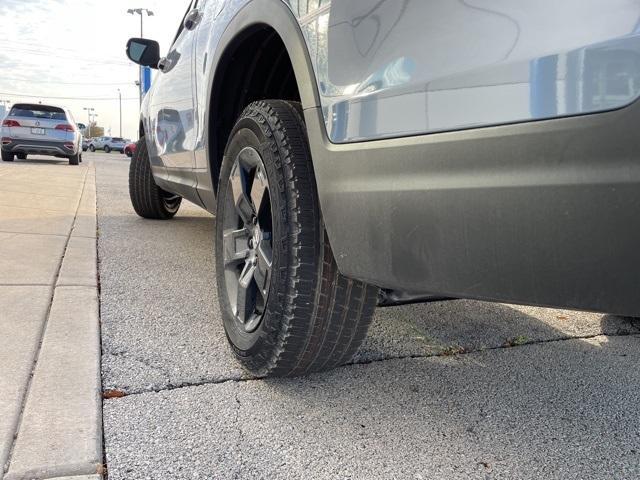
[205,0,322,132]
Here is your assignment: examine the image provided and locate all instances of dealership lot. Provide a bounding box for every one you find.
[81,152,640,479]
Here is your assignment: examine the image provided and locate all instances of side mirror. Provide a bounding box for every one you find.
[126,38,160,69]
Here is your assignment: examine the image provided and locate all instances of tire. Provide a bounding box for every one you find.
[79,154,83,163]
[69,153,80,165]
[16,153,26,160]
[104,145,111,153]
[1,150,13,162]
[129,136,182,219]
[89,145,95,152]
[216,100,379,378]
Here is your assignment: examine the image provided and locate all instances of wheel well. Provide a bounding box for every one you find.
[209,25,301,194]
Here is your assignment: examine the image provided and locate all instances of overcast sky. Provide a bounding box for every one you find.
[0,0,189,139]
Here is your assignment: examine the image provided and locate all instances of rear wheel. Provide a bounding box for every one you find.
[129,136,181,219]
[69,153,80,165]
[16,153,26,160]
[216,100,379,378]
[104,145,111,153]
[2,151,14,162]
[89,145,95,152]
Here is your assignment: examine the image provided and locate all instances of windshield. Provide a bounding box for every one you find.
[9,104,67,120]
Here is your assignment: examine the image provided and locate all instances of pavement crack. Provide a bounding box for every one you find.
[232,391,244,480]
[102,331,640,399]
[104,350,173,381]
[348,331,640,368]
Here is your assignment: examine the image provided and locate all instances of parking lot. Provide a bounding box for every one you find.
[76,151,640,479]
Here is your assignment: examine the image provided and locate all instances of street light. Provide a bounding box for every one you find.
[127,8,154,108]
[127,8,154,37]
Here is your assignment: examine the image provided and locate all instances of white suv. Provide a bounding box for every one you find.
[1,103,82,165]
[88,136,126,153]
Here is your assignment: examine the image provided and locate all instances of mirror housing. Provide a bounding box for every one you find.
[126,38,160,69]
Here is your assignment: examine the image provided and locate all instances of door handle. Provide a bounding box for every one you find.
[183,9,201,31]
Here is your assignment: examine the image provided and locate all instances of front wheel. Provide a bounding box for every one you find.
[216,100,379,378]
[89,145,95,152]
[2,151,14,162]
[129,136,181,219]
[16,153,27,160]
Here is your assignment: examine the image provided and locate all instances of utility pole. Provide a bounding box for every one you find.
[83,107,95,138]
[127,8,154,108]
[117,89,122,137]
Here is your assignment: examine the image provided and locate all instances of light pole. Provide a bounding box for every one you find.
[117,89,122,137]
[127,8,154,108]
[83,107,95,137]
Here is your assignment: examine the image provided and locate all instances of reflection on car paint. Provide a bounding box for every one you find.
[288,0,640,143]
[155,108,193,157]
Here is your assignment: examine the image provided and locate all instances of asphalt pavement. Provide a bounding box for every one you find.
[94,152,640,479]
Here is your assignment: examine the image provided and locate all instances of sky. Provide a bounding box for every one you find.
[0,0,189,140]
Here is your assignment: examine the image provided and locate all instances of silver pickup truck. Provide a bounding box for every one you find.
[125,0,640,377]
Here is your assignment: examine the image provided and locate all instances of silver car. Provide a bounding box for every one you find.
[88,136,127,153]
[1,103,82,165]
[126,0,640,377]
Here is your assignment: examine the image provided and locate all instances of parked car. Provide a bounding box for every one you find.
[126,0,640,377]
[88,136,126,153]
[124,142,137,158]
[1,103,82,165]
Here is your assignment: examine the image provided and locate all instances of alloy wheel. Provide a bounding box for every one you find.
[222,146,274,333]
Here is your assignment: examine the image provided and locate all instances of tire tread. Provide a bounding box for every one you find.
[219,100,378,377]
[129,137,181,219]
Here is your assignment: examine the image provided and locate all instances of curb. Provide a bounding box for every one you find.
[3,166,103,480]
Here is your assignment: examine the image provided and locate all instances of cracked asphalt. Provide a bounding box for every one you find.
[95,153,640,479]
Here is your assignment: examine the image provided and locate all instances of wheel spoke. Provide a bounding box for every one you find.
[239,260,257,288]
[254,242,272,297]
[236,261,257,323]
[223,229,249,266]
[236,283,254,323]
[230,163,254,223]
[250,166,268,216]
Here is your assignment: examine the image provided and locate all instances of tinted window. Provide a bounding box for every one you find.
[10,104,66,121]
[112,137,125,142]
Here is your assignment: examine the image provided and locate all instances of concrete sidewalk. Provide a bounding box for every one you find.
[0,158,102,480]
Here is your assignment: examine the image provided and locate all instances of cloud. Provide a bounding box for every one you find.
[0,0,188,138]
